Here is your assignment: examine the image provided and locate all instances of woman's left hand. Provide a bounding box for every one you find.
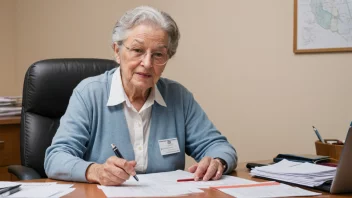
[188,156,225,181]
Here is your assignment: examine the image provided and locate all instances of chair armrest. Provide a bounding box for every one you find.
[8,165,41,180]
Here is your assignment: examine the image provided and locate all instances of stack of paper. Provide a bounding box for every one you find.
[250,159,336,187]
[0,182,74,197]
[0,96,22,117]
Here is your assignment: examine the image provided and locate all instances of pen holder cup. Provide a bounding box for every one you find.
[315,140,343,161]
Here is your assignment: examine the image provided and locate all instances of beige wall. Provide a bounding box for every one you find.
[0,0,16,96]
[3,0,352,167]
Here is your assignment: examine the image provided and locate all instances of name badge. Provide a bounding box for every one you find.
[158,138,180,155]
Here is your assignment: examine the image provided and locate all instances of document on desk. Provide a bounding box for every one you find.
[98,171,202,198]
[0,182,20,188]
[133,170,257,188]
[98,170,258,197]
[0,182,75,197]
[99,184,203,197]
[214,182,321,198]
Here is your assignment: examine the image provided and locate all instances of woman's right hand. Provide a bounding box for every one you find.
[86,156,137,186]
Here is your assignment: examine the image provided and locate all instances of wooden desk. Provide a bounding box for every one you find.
[28,162,352,198]
[0,116,21,181]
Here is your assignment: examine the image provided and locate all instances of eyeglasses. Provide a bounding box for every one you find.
[122,43,169,66]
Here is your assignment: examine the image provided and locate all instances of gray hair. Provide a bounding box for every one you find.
[112,6,180,58]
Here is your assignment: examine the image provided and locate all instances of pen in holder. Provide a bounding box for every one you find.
[315,139,344,161]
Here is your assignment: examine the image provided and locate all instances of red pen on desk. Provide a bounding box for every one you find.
[177,178,196,182]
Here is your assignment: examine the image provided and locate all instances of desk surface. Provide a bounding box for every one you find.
[0,116,21,125]
[28,162,352,198]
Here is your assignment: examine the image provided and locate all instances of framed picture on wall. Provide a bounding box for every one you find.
[293,0,352,53]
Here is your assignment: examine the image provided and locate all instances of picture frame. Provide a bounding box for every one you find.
[293,0,352,53]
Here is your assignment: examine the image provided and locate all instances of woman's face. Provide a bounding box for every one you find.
[114,24,169,91]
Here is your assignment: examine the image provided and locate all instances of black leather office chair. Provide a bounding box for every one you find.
[8,58,117,180]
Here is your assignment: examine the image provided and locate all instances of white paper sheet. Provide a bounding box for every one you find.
[100,185,203,197]
[218,183,321,198]
[50,188,76,198]
[7,183,74,198]
[0,182,20,188]
[98,170,257,197]
[125,170,257,188]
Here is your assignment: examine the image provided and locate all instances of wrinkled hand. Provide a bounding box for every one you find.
[86,156,136,186]
[188,157,224,181]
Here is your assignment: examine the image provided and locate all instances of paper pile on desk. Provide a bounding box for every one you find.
[98,170,257,197]
[0,96,22,117]
[250,159,336,187]
[0,182,75,197]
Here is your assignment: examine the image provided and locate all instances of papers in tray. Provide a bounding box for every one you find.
[250,159,336,187]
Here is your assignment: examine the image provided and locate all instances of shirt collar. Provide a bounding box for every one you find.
[106,67,167,107]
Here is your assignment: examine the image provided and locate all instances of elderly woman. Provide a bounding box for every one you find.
[44,6,237,186]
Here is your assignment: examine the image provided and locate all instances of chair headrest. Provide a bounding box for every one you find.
[23,58,118,118]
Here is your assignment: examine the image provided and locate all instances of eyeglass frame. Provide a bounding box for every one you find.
[119,42,169,66]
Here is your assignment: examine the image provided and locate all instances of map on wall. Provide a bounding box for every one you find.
[294,0,352,53]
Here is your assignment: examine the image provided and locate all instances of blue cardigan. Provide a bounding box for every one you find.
[44,68,237,182]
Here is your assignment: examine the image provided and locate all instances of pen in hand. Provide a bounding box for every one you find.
[111,144,139,181]
[312,126,325,143]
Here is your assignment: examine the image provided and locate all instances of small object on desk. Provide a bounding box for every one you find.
[111,144,139,182]
[333,141,344,145]
[315,140,344,161]
[211,181,280,189]
[312,126,325,143]
[273,154,330,164]
[0,184,21,197]
[325,139,344,145]
[246,163,269,170]
[177,178,196,182]
[318,162,338,167]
